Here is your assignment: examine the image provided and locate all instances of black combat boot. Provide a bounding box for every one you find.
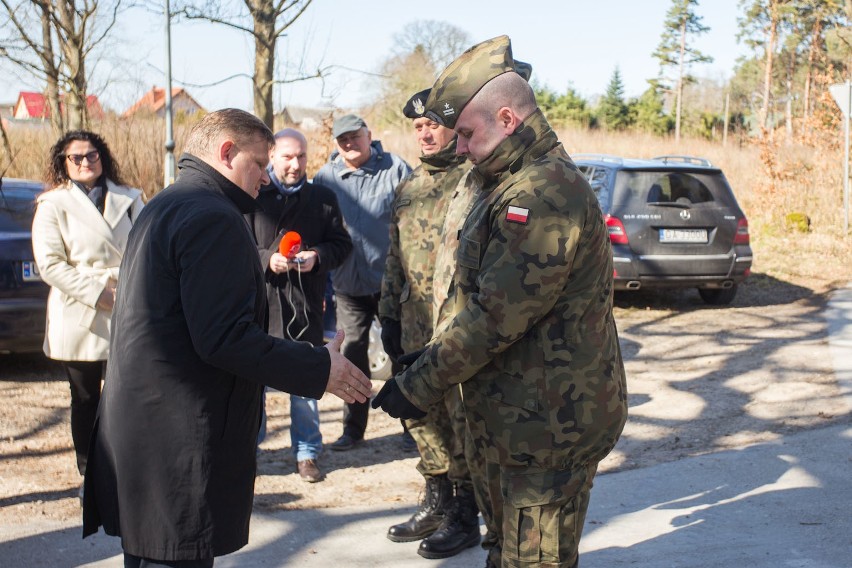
[417,485,481,559]
[387,474,453,542]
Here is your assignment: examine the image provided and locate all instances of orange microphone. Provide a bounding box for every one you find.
[279,231,302,259]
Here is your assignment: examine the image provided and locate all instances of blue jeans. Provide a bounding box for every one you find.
[257,389,322,461]
[289,394,322,461]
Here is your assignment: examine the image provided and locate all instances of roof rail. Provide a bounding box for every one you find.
[572,153,623,164]
[651,155,713,167]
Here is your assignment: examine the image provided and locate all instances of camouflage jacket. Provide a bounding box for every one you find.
[397,110,628,469]
[379,140,470,352]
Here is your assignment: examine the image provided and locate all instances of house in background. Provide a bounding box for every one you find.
[122,86,205,119]
[13,91,105,121]
[276,105,340,131]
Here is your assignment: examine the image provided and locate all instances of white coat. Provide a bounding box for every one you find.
[31,180,145,361]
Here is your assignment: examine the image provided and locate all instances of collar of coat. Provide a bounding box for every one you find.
[419,137,466,174]
[177,153,259,214]
[470,109,558,188]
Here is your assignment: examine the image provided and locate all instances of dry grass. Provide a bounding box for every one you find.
[3,117,851,290]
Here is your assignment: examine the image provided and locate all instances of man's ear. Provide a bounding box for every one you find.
[216,139,237,169]
[497,107,520,135]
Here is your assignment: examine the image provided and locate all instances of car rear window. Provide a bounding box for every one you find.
[613,170,737,208]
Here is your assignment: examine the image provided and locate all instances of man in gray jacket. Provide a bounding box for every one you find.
[314,114,412,450]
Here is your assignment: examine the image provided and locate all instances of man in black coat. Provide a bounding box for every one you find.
[82,109,371,567]
[246,128,352,483]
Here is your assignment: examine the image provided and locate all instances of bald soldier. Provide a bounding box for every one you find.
[373,36,628,568]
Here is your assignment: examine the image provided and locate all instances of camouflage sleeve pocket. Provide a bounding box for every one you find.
[457,236,481,269]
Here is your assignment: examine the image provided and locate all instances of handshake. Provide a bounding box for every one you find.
[371,318,427,420]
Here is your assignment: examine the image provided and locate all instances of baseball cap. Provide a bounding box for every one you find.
[332,114,367,138]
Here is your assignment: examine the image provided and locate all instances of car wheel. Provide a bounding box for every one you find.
[368,318,393,381]
[698,285,737,305]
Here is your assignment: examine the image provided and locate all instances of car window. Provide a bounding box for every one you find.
[577,165,611,211]
[0,185,41,228]
[613,170,735,208]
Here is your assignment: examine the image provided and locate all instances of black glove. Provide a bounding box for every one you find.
[371,378,427,419]
[397,347,426,368]
[380,318,404,362]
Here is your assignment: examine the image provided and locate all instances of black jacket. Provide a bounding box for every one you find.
[83,155,330,560]
[245,179,352,346]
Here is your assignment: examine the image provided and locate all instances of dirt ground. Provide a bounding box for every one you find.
[1,272,850,529]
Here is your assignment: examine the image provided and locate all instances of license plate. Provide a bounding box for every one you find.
[22,261,41,282]
[659,228,708,243]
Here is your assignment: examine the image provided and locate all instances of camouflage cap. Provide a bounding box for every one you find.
[424,35,516,129]
[402,88,431,119]
[514,59,532,82]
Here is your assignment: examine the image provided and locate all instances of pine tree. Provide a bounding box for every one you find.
[598,67,631,130]
[653,0,713,142]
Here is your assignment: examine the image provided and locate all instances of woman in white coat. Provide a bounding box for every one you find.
[32,130,144,478]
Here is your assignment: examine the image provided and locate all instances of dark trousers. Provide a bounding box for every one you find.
[124,553,213,567]
[62,360,105,476]
[334,292,379,439]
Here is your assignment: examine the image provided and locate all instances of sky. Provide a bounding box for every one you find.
[1,0,751,115]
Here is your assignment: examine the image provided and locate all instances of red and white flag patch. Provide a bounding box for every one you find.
[506,205,530,224]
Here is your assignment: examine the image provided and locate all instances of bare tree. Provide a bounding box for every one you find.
[175,0,324,128]
[1,0,63,134]
[391,20,471,73]
[0,0,124,132]
[368,20,471,126]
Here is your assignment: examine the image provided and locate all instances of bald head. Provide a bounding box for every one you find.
[274,127,308,148]
[270,127,309,186]
[469,72,537,123]
[454,72,539,165]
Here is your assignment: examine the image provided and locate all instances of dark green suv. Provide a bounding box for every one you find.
[574,154,752,305]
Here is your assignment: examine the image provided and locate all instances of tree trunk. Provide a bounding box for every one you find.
[759,0,778,135]
[55,0,87,130]
[801,19,821,136]
[251,0,276,128]
[785,49,793,142]
[38,2,63,135]
[675,18,686,143]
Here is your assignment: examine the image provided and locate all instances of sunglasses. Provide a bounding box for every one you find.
[66,151,100,166]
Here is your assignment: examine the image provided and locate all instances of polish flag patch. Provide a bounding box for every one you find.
[506,205,530,224]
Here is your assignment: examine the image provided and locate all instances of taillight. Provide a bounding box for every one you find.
[734,217,749,245]
[605,214,629,245]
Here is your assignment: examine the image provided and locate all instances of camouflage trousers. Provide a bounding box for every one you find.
[473,455,596,568]
[404,385,473,490]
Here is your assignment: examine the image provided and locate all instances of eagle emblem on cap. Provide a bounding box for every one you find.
[413,98,425,116]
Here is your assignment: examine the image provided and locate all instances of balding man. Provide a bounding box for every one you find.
[247,128,353,483]
[373,37,628,568]
[83,109,370,567]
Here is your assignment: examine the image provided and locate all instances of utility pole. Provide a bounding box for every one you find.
[829,81,851,234]
[163,0,176,189]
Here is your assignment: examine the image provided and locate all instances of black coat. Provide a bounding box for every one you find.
[82,155,330,561]
[245,179,352,346]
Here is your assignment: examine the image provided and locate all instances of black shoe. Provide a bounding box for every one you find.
[387,474,453,542]
[418,486,481,559]
[330,434,362,451]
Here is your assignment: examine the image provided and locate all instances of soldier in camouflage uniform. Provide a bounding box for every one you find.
[378,88,479,559]
[373,36,628,568]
